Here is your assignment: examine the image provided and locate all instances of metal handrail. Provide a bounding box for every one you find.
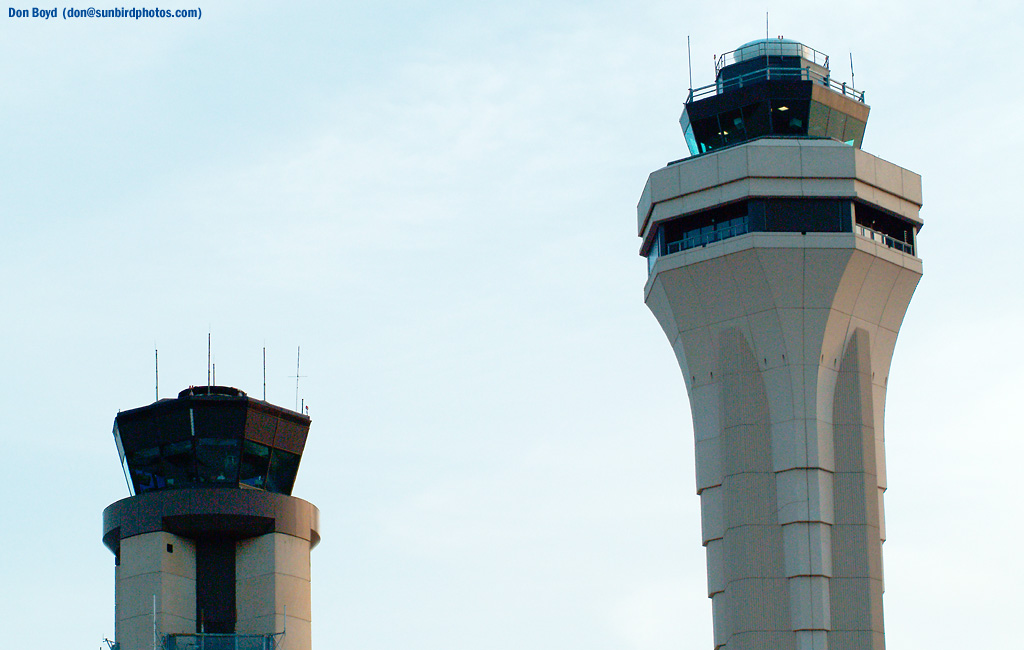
[715,41,830,74]
[686,64,865,104]
[163,632,283,650]
[855,225,914,255]
[664,218,751,257]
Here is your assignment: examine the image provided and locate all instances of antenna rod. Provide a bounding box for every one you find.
[850,52,856,89]
[295,346,301,411]
[155,348,159,401]
[207,332,211,391]
[212,362,216,386]
[765,12,769,71]
[263,346,267,401]
[687,35,693,92]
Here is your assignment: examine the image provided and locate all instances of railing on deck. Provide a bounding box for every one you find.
[666,217,751,254]
[648,220,916,276]
[687,65,865,104]
[715,41,830,74]
[163,632,281,650]
[855,224,914,255]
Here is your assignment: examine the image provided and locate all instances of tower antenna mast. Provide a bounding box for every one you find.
[291,346,307,412]
[687,35,693,93]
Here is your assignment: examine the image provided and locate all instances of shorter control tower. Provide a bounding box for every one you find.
[103,386,320,650]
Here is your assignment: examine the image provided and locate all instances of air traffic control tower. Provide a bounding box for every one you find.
[638,39,922,650]
[103,386,320,650]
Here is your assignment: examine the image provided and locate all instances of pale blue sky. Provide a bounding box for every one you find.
[2,1,1021,648]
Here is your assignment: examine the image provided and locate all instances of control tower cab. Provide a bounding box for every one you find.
[681,38,868,155]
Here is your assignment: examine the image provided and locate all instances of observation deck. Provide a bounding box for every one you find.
[681,38,869,156]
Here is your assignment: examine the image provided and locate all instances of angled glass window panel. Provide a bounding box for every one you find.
[807,101,830,137]
[114,421,133,492]
[683,123,699,157]
[191,401,247,440]
[162,440,195,487]
[719,108,746,144]
[244,405,278,446]
[844,118,866,148]
[132,470,165,493]
[267,449,300,495]
[195,438,240,484]
[681,110,699,157]
[740,102,770,139]
[240,441,271,489]
[273,417,310,455]
[130,446,159,465]
[826,109,848,142]
[122,455,135,496]
[692,116,725,152]
[157,404,192,447]
[771,99,809,135]
[128,446,164,493]
[114,421,126,463]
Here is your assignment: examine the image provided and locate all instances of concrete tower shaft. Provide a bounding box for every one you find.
[639,139,922,650]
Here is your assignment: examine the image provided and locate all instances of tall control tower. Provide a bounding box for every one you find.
[103,386,319,650]
[638,39,922,650]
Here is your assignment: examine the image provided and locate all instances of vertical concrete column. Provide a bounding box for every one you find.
[115,532,196,650]
[236,532,314,650]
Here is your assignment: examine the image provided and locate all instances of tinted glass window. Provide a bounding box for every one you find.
[719,108,746,145]
[825,109,848,142]
[807,101,830,138]
[267,449,300,494]
[764,199,850,232]
[129,446,165,493]
[162,440,195,487]
[844,118,866,148]
[195,438,240,484]
[239,441,271,489]
[770,99,808,135]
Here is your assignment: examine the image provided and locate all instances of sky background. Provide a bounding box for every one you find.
[2,1,1022,648]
